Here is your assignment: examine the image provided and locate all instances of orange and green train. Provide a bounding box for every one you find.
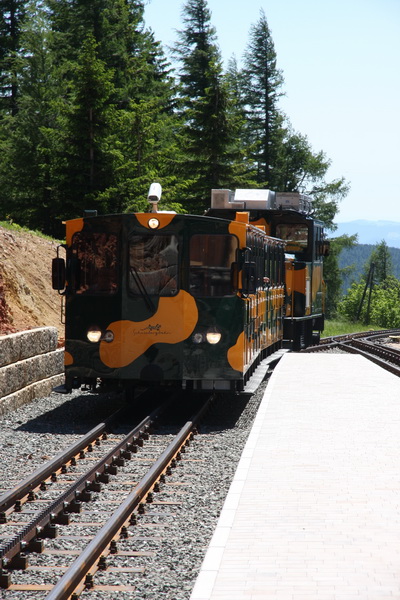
[52,186,328,393]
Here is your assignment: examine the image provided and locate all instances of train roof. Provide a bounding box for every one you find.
[209,188,313,214]
[206,188,324,228]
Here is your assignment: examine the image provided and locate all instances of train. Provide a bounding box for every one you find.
[52,185,329,394]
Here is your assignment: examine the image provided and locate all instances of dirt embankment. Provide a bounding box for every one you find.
[0,226,63,340]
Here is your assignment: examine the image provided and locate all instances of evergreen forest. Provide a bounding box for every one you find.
[0,0,349,239]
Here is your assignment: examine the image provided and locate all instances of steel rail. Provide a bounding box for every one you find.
[305,329,400,353]
[44,396,212,600]
[364,331,400,343]
[0,404,164,569]
[341,339,400,376]
[319,328,400,346]
[352,338,400,360]
[306,330,400,376]
[0,405,126,518]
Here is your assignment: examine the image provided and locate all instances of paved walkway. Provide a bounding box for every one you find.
[190,353,400,599]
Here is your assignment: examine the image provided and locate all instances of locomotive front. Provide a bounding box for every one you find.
[53,204,263,393]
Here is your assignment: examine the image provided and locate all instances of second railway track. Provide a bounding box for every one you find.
[305,328,400,376]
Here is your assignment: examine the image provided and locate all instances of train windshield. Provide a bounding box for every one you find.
[129,235,178,297]
[275,224,309,255]
[72,232,118,294]
[189,234,237,296]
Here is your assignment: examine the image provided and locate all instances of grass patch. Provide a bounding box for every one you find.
[323,318,379,337]
[0,220,61,243]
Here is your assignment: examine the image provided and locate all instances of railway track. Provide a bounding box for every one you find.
[0,393,214,599]
[305,328,400,376]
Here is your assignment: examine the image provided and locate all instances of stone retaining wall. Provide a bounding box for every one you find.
[0,327,64,416]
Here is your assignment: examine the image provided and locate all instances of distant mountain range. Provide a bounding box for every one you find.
[333,220,400,248]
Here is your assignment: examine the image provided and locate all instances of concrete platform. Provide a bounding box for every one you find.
[191,353,400,600]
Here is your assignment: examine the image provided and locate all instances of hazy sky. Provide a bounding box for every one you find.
[143,0,400,224]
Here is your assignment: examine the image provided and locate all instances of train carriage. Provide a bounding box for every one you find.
[207,188,328,350]
[52,185,327,394]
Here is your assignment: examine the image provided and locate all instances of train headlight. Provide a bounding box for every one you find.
[148,218,159,229]
[103,330,114,343]
[87,327,102,343]
[206,328,221,345]
[192,332,204,344]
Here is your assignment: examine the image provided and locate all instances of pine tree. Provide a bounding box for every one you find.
[175,0,218,101]
[0,0,179,233]
[0,0,27,115]
[174,0,247,211]
[224,56,257,188]
[363,240,393,284]
[47,0,164,107]
[0,1,61,233]
[46,0,176,222]
[241,9,284,186]
[238,9,350,227]
[51,33,117,221]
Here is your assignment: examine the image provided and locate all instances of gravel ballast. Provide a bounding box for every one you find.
[0,381,268,599]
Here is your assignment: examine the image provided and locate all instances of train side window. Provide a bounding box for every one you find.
[72,232,118,295]
[129,235,178,297]
[315,226,322,258]
[276,224,309,254]
[279,245,285,283]
[264,245,270,281]
[189,234,238,296]
[271,245,277,284]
